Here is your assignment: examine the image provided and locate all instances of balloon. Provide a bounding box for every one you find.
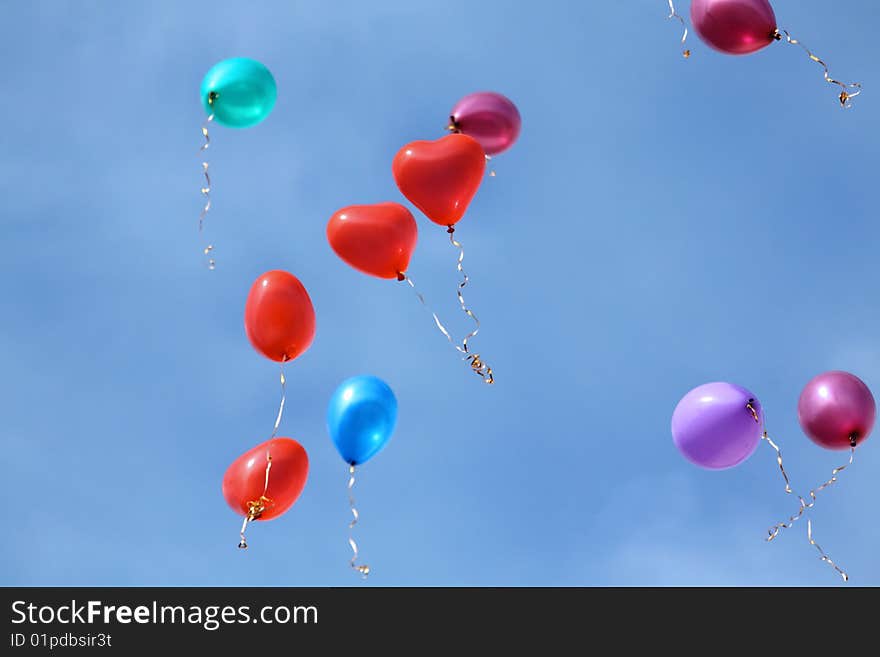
[327,202,418,279]
[690,0,777,56]
[450,92,521,156]
[671,382,763,470]
[222,437,309,521]
[327,375,397,466]
[244,270,316,363]
[392,133,486,227]
[798,371,875,450]
[200,58,277,128]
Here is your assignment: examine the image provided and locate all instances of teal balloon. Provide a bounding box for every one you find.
[200,58,277,128]
[327,376,397,466]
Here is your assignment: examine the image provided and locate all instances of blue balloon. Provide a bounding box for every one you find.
[200,58,277,128]
[327,376,397,466]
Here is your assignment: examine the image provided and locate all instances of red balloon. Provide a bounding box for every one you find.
[222,437,309,521]
[392,133,485,227]
[327,202,418,279]
[244,270,316,363]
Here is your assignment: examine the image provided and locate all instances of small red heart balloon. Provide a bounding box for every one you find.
[327,202,418,279]
[244,270,316,363]
[392,133,485,227]
[222,437,309,521]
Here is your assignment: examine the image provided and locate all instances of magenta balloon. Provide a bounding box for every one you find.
[671,382,763,470]
[690,0,777,55]
[797,371,875,451]
[450,92,521,156]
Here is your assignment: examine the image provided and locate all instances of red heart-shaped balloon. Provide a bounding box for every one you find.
[244,270,316,363]
[222,437,309,522]
[392,133,485,227]
[327,202,418,279]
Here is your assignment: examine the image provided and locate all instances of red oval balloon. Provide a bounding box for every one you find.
[222,437,309,521]
[392,133,485,227]
[327,202,418,279]
[244,270,316,363]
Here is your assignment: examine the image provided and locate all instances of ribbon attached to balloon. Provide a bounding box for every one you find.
[222,438,309,549]
[667,0,861,108]
[197,58,277,269]
[327,198,493,384]
[223,271,315,548]
[391,134,495,384]
[327,376,398,578]
[744,399,850,580]
[671,381,851,581]
[779,371,874,580]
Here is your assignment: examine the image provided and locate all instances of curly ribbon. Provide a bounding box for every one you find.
[765,441,855,542]
[748,400,853,581]
[667,1,691,58]
[777,442,854,582]
[399,270,493,384]
[808,518,848,582]
[238,453,273,550]
[447,227,494,384]
[347,465,370,578]
[198,93,217,269]
[774,29,861,108]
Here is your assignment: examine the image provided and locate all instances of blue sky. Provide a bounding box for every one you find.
[1,0,878,586]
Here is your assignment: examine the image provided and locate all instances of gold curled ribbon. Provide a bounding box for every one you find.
[399,271,493,384]
[238,453,274,549]
[198,92,217,270]
[748,400,853,581]
[447,227,494,384]
[667,0,691,58]
[808,518,848,582]
[778,442,855,582]
[347,465,370,578]
[765,442,855,542]
[774,29,861,108]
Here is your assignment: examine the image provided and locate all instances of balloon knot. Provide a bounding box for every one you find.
[447,226,455,234]
[397,272,406,282]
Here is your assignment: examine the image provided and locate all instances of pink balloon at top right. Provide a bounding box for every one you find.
[691,0,777,56]
[449,92,521,157]
[798,371,876,450]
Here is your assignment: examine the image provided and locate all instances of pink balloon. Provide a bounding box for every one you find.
[449,92,521,156]
[691,0,777,56]
[798,371,876,450]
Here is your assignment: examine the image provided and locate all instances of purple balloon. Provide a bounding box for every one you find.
[449,92,521,156]
[671,382,763,470]
[798,371,875,451]
[691,0,777,56]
